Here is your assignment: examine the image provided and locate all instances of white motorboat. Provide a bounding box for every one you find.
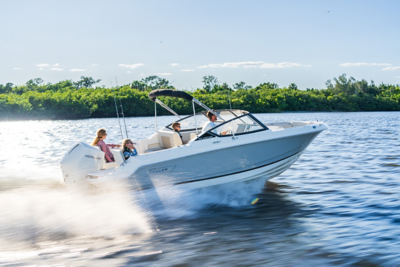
[60,89,328,191]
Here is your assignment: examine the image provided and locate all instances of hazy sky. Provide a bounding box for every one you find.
[1,0,399,90]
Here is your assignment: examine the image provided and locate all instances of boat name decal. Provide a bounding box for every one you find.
[148,165,176,174]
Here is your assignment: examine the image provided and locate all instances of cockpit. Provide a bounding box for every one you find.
[165,109,268,140]
[197,112,268,139]
[133,90,269,154]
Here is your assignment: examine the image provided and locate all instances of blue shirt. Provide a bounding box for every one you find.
[123,147,137,160]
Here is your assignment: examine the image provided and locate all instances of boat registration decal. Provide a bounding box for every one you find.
[148,165,176,174]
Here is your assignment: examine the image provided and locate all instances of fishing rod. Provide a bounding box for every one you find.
[115,77,129,139]
[110,78,124,140]
[227,88,232,111]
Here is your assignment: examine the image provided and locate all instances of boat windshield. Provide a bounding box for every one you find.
[214,110,248,122]
[206,114,267,137]
[166,113,209,131]
[178,114,209,130]
[165,109,250,131]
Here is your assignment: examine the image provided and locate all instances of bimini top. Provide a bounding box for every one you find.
[148,89,193,102]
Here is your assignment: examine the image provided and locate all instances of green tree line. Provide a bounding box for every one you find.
[0,74,399,120]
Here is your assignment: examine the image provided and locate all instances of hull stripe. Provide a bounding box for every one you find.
[175,150,303,185]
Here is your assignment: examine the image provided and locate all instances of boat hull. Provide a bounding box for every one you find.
[84,122,327,193]
[126,131,320,191]
[163,150,303,191]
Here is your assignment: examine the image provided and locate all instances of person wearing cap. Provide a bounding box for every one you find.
[121,139,138,160]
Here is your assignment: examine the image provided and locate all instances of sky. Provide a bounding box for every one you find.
[1,0,399,90]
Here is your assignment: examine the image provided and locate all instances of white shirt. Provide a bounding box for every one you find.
[201,120,217,134]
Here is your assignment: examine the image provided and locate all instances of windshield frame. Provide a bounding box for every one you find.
[164,109,250,132]
[165,113,208,132]
[197,113,269,139]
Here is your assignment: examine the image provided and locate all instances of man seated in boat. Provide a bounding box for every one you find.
[201,111,227,135]
[172,122,188,144]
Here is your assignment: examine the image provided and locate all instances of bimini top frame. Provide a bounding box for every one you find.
[148,89,225,132]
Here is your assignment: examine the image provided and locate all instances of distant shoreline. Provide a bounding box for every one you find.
[1,110,399,123]
[1,75,399,121]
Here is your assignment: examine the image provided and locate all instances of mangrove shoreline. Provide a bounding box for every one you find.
[1,74,399,121]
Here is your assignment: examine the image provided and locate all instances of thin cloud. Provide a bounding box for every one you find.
[155,73,172,76]
[260,62,311,68]
[119,63,144,69]
[13,67,23,70]
[382,66,400,71]
[198,61,311,69]
[70,69,86,72]
[127,71,131,73]
[37,63,49,67]
[53,63,59,67]
[171,63,179,66]
[92,63,98,66]
[200,61,263,68]
[50,68,63,71]
[340,62,391,67]
[39,68,43,70]
[181,69,195,72]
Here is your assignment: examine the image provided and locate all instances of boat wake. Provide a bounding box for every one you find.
[140,176,269,219]
[0,185,151,251]
[0,175,268,252]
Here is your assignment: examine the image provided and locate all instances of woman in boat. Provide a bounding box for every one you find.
[91,128,120,162]
[121,139,138,160]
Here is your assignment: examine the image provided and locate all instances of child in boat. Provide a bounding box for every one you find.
[91,128,120,162]
[121,139,138,160]
[172,122,184,143]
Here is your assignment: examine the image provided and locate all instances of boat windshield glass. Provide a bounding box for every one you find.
[214,110,247,122]
[166,110,249,131]
[168,114,209,131]
[207,114,266,136]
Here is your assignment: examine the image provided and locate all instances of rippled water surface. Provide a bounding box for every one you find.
[0,112,399,266]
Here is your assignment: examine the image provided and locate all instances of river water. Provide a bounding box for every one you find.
[0,112,399,266]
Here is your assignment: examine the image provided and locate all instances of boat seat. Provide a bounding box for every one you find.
[111,149,124,165]
[93,145,119,169]
[143,143,164,154]
[158,131,182,149]
[103,162,117,169]
[190,133,197,140]
[148,143,162,150]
